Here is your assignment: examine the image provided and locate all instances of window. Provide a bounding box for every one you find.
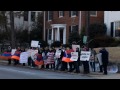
[59,11,64,17]
[31,12,35,22]
[69,25,78,33]
[48,11,53,21]
[48,29,52,40]
[115,21,120,37]
[24,11,28,21]
[90,11,97,16]
[71,11,78,17]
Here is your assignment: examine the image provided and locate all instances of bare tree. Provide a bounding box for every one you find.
[10,11,16,49]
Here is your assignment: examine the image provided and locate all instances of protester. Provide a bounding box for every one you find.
[99,47,109,75]
[55,47,63,70]
[89,48,96,72]
[45,48,55,69]
[81,45,90,74]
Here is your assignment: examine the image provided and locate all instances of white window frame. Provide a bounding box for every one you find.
[48,11,52,21]
[90,11,97,17]
[71,11,77,17]
[59,11,64,18]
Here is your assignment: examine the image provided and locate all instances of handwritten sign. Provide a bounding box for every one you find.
[72,45,80,52]
[11,49,16,55]
[70,52,78,61]
[31,40,39,47]
[20,52,28,63]
[31,50,38,61]
[80,51,91,61]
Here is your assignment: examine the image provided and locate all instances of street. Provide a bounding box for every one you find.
[0,64,96,79]
[0,63,119,79]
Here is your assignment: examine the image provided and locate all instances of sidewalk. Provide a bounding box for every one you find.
[0,60,120,79]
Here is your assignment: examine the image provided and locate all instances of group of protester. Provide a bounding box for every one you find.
[0,45,109,75]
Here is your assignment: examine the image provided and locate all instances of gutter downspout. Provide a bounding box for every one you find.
[43,11,46,41]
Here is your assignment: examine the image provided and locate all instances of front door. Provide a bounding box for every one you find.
[60,28,63,44]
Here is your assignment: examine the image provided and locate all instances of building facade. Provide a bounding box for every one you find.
[104,11,120,37]
[44,11,104,45]
[6,11,41,31]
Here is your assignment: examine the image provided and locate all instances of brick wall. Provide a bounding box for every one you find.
[45,11,104,44]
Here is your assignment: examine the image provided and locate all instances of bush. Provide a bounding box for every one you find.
[89,35,117,48]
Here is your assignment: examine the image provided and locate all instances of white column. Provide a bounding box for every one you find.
[57,27,60,41]
[63,26,66,44]
[51,28,54,43]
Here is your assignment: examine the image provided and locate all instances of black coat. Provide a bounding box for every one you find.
[99,49,109,64]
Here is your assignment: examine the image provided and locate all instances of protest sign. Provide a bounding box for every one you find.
[31,50,38,61]
[31,40,39,47]
[20,52,28,63]
[70,52,78,61]
[72,45,80,52]
[80,51,91,61]
[11,49,16,55]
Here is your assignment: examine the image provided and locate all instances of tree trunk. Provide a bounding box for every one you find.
[10,11,16,49]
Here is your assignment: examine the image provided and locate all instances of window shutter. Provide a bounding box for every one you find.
[58,11,59,17]
[76,11,78,16]
[63,11,64,16]
[69,26,71,34]
[46,29,48,41]
[46,11,48,21]
[69,11,71,17]
[51,11,53,20]
[76,25,78,32]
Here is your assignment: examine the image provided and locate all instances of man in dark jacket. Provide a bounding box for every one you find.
[99,47,109,75]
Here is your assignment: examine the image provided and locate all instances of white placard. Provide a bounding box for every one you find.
[27,49,32,57]
[30,50,38,61]
[31,40,39,47]
[80,51,91,61]
[70,52,78,61]
[20,52,28,63]
[97,53,102,65]
[11,49,16,55]
[72,45,80,52]
[55,50,61,58]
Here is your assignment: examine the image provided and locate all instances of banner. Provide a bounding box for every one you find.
[55,50,61,58]
[20,52,28,63]
[72,45,80,52]
[11,49,16,55]
[80,51,91,61]
[31,40,39,47]
[70,52,78,61]
[97,53,102,65]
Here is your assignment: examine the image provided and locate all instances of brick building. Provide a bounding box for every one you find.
[44,11,104,45]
